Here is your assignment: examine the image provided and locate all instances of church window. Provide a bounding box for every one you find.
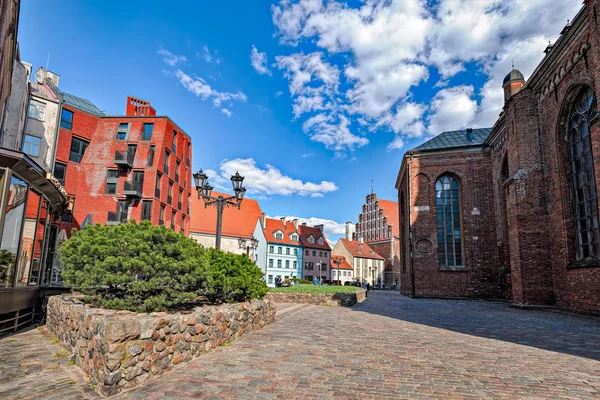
[436,175,462,267]
[568,86,600,259]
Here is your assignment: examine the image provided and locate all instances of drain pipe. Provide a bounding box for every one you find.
[407,154,415,296]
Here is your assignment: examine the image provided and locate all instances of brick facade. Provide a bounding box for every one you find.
[55,96,192,236]
[353,193,401,284]
[396,2,600,314]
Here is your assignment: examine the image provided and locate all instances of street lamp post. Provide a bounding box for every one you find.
[331,256,342,285]
[194,169,247,251]
[238,237,259,258]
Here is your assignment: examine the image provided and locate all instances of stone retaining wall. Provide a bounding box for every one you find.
[265,289,366,306]
[46,295,276,396]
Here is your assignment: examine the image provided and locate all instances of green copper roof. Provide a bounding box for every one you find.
[61,92,105,116]
[413,128,493,151]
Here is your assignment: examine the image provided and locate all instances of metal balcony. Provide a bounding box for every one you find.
[123,181,143,198]
[114,150,134,169]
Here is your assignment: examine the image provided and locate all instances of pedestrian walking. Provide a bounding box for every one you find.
[313,276,318,285]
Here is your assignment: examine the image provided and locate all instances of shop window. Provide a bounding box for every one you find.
[0,173,27,288]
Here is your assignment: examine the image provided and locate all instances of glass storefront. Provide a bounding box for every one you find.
[0,170,56,289]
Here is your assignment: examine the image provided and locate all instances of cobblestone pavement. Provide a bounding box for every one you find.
[0,326,100,400]
[2,292,600,399]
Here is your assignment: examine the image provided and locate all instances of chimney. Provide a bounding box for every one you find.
[280,217,286,226]
[315,224,324,233]
[292,218,299,229]
[345,221,355,241]
[21,62,32,80]
[302,222,307,226]
[46,71,60,87]
[466,128,473,141]
[261,213,266,229]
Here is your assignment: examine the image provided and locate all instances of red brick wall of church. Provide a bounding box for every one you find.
[400,150,502,299]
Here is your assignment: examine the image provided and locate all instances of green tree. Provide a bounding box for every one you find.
[59,221,210,312]
[204,248,267,303]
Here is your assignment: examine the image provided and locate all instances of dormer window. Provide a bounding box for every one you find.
[317,237,324,245]
[291,234,298,241]
[275,232,283,240]
[307,236,314,244]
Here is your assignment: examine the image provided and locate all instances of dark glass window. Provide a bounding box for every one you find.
[568,87,600,259]
[436,175,462,267]
[115,123,129,140]
[148,145,155,166]
[53,163,66,185]
[69,137,89,163]
[159,205,165,225]
[105,183,117,194]
[0,172,25,288]
[127,144,137,159]
[164,151,169,174]
[142,200,152,221]
[23,134,41,157]
[60,108,74,130]
[142,123,154,140]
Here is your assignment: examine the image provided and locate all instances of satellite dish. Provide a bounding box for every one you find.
[35,70,45,84]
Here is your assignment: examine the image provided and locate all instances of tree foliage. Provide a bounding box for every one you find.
[59,221,265,312]
[204,248,267,303]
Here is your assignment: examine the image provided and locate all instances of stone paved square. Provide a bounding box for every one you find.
[2,292,600,399]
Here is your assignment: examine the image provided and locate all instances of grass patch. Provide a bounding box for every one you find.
[68,380,77,385]
[51,337,59,344]
[269,284,361,294]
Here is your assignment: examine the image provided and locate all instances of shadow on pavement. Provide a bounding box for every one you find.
[351,291,600,361]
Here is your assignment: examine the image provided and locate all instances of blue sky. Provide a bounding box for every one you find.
[18,0,580,242]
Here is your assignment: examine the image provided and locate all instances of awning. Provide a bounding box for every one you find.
[0,148,68,210]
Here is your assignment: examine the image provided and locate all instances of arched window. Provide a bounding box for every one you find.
[568,86,600,259]
[436,175,462,266]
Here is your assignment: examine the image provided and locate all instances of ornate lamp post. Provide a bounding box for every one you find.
[194,169,247,251]
[238,237,259,258]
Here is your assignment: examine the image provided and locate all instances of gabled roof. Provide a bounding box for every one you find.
[340,239,384,260]
[298,225,330,250]
[62,92,105,117]
[264,218,301,246]
[330,255,352,270]
[378,199,399,238]
[413,128,493,152]
[190,190,262,239]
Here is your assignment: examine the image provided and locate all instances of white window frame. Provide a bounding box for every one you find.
[28,99,46,121]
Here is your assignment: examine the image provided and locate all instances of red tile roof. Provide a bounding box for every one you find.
[264,218,301,246]
[340,238,385,260]
[298,225,330,250]
[330,255,353,270]
[190,190,262,239]
[378,199,399,238]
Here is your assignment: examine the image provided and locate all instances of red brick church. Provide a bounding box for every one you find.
[396,2,600,314]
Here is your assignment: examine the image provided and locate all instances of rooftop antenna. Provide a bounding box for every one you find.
[46,52,50,71]
[371,180,374,194]
[511,60,514,70]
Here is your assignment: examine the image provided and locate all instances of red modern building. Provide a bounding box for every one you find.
[54,95,192,235]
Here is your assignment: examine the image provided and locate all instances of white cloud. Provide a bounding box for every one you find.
[387,136,405,152]
[203,46,212,62]
[273,215,346,238]
[427,85,477,135]
[250,45,271,75]
[157,49,187,66]
[221,108,232,117]
[301,153,314,158]
[306,114,368,155]
[174,69,247,107]
[270,0,581,152]
[275,91,284,97]
[210,158,338,197]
